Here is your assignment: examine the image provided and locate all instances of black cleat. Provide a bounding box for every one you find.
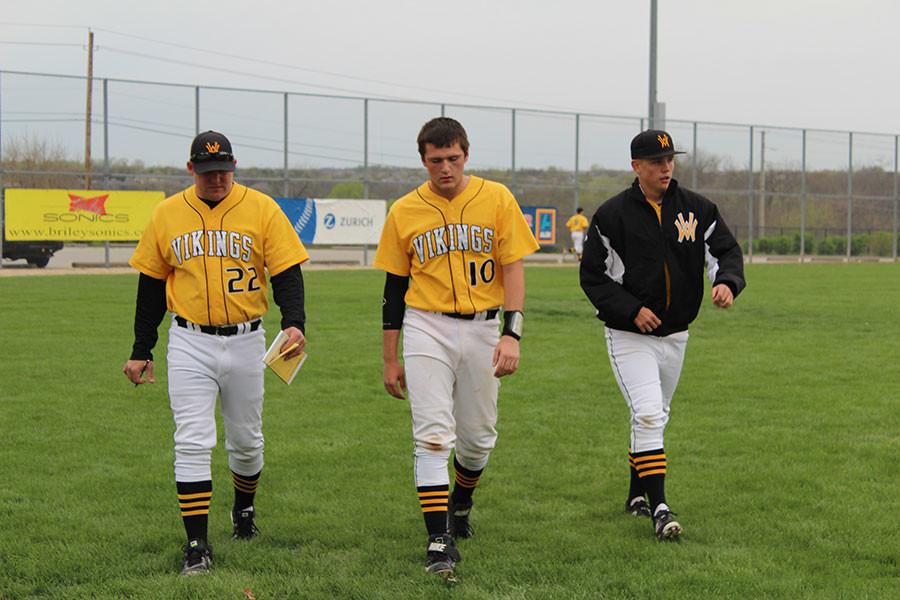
[425,533,461,583]
[625,497,652,518]
[180,538,213,576]
[653,509,683,540]
[231,507,260,540]
[448,500,474,539]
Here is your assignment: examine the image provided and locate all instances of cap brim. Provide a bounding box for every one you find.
[192,160,235,174]
[633,150,686,160]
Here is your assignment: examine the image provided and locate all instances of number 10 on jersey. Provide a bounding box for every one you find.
[468,258,495,286]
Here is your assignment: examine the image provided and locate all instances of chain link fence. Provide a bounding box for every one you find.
[2,69,898,263]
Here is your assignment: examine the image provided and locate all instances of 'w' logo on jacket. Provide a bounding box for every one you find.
[674,212,697,242]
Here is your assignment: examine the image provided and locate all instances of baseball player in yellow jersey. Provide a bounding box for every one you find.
[566,207,589,260]
[375,117,539,582]
[122,131,309,576]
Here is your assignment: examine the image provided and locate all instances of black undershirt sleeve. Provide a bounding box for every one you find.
[382,272,409,330]
[270,263,306,334]
[130,273,168,361]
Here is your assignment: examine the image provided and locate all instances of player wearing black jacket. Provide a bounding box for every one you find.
[580,129,745,540]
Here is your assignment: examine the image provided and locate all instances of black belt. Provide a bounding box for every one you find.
[175,316,261,336]
[442,309,499,321]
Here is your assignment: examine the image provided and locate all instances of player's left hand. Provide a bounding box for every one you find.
[493,336,520,378]
[280,326,306,359]
[711,283,734,308]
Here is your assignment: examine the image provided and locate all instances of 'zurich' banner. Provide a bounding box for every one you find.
[275,198,386,245]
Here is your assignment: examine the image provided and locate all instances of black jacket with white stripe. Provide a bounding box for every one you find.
[579,178,745,336]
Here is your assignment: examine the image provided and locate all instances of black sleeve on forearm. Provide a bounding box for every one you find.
[130,273,168,361]
[271,263,306,333]
[382,272,409,330]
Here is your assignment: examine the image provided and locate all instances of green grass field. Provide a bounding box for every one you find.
[1,264,897,599]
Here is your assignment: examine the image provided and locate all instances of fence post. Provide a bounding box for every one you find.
[361,98,371,265]
[103,78,110,267]
[363,98,369,200]
[747,126,754,263]
[894,135,898,261]
[194,86,200,135]
[574,113,580,215]
[759,130,766,239]
[691,121,698,190]
[800,129,807,263]
[511,108,516,196]
[283,93,289,198]
[847,132,853,260]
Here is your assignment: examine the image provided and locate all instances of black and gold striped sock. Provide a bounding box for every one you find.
[627,449,644,502]
[232,470,261,511]
[176,480,212,542]
[631,448,667,510]
[450,457,483,507]
[417,484,449,536]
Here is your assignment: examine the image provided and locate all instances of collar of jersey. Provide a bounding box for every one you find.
[631,177,679,204]
[418,175,482,205]
[186,182,244,212]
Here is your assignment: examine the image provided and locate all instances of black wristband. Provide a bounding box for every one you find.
[502,310,524,340]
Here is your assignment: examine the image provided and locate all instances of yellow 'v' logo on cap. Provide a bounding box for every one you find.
[657,134,670,148]
[205,141,220,153]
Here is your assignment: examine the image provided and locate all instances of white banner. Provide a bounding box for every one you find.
[275,198,386,245]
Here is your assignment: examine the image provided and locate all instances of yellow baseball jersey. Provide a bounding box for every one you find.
[374,176,539,313]
[566,213,589,232]
[130,182,309,325]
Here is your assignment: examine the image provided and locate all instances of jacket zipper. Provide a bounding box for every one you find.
[658,215,671,310]
[645,198,672,312]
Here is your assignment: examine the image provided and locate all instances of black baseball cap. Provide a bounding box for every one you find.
[631,129,686,160]
[189,131,236,173]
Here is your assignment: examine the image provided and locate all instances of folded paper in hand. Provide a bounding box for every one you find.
[262,330,307,384]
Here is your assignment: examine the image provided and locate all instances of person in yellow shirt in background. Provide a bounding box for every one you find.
[566,207,589,260]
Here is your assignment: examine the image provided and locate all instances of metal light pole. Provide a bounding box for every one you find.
[648,0,658,130]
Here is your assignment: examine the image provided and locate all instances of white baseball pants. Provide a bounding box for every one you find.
[167,317,267,481]
[403,307,501,487]
[571,230,586,254]
[604,327,688,452]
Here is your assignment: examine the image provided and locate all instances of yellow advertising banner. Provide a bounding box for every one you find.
[3,188,165,241]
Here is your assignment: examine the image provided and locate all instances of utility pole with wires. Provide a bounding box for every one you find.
[84,28,94,189]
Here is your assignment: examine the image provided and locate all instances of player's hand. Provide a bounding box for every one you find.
[633,307,661,333]
[280,327,306,359]
[123,359,155,386]
[711,284,734,308]
[383,359,407,399]
[492,336,520,378]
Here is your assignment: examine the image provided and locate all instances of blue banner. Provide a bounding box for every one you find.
[521,206,557,245]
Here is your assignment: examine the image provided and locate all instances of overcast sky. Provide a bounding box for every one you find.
[1,1,898,170]
[3,0,897,131]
